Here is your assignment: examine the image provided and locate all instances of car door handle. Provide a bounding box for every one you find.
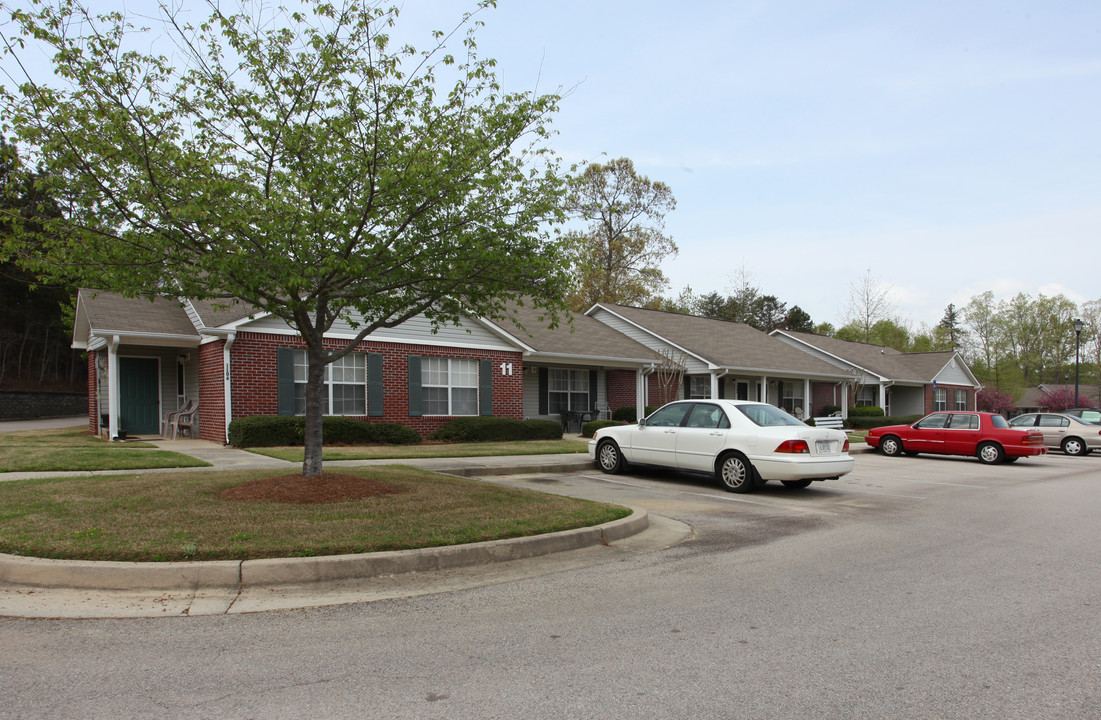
[664,430,677,434]
[710,431,724,436]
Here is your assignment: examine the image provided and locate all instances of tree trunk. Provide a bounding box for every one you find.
[301,341,328,478]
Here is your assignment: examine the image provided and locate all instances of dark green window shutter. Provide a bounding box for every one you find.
[480,359,493,416]
[538,367,549,415]
[683,375,692,399]
[277,348,295,416]
[368,353,384,417]
[407,356,422,417]
[718,378,726,399]
[589,369,598,409]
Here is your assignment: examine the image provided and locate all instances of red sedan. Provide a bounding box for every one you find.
[865,411,1047,464]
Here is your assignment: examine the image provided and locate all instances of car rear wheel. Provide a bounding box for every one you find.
[597,440,626,474]
[976,441,1005,464]
[880,435,903,457]
[781,479,813,489]
[716,452,755,493]
[1062,437,1087,456]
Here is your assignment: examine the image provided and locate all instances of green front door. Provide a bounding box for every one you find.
[119,357,160,435]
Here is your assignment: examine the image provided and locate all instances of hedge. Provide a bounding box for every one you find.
[611,405,659,424]
[582,419,628,438]
[844,415,923,430]
[228,415,421,448]
[429,417,564,443]
[848,406,885,417]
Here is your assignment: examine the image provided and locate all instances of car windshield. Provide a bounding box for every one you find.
[736,404,805,427]
[991,415,1010,429]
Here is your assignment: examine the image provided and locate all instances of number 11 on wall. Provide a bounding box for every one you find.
[500,362,514,376]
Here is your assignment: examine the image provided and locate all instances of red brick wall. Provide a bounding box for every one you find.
[606,369,639,414]
[198,340,226,443]
[812,381,841,416]
[647,373,679,407]
[221,332,524,439]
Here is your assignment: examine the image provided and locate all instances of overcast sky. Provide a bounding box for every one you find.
[6,0,1099,331]
[396,0,1100,330]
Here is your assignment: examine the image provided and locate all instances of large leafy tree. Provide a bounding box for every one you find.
[0,0,574,477]
[0,136,78,389]
[564,157,677,310]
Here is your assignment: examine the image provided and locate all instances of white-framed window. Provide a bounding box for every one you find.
[689,376,710,399]
[934,388,947,411]
[293,350,366,415]
[549,368,590,413]
[954,389,968,411]
[422,357,478,416]
[856,386,876,406]
[781,381,805,413]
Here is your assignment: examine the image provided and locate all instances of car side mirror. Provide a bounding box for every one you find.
[637,418,647,428]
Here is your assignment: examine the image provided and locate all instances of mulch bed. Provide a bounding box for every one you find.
[219,473,404,504]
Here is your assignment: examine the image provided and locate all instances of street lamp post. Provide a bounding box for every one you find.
[1073,318,1084,408]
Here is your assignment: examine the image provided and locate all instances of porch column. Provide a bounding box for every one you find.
[710,372,720,399]
[636,368,647,421]
[804,378,811,417]
[223,332,236,444]
[841,383,849,419]
[107,335,120,440]
[761,376,768,404]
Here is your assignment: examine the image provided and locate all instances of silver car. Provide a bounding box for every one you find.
[1007,412,1101,456]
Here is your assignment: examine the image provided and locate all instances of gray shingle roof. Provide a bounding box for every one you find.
[777,330,958,383]
[77,289,199,337]
[488,302,658,364]
[595,304,849,377]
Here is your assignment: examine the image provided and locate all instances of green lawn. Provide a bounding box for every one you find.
[246,438,590,462]
[0,427,211,473]
[0,466,630,562]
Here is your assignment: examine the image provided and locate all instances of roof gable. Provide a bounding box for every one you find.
[589,304,848,377]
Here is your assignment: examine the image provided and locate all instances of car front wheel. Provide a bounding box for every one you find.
[977,441,1005,464]
[717,452,755,493]
[880,435,903,457]
[597,440,626,474]
[1062,437,1087,456]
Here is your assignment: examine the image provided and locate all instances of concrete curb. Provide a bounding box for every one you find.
[0,508,648,591]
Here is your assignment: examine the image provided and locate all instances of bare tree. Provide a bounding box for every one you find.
[653,347,689,406]
[845,269,896,343]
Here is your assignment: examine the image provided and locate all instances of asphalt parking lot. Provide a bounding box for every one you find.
[3,447,1098,719]
[488,447,1095,522]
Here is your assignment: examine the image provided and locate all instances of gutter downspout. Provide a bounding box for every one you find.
[223,332,236,444]
[638,363,656,420]
[107,335,120,441]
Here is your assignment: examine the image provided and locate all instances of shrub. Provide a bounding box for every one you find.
[228,416,421,447]
[611,405,658,424]
[582,419,628,438]
[848,406,885,417]
[817,405,841,417]
[429,417,563,442]
[845,415,922,430]
[228,416,301,448]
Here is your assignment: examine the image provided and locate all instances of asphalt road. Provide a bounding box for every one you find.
[2,451,1099,719]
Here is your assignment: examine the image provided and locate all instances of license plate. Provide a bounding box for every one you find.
[815,440,833,454]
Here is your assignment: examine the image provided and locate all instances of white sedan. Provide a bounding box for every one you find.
[587,400,854,492]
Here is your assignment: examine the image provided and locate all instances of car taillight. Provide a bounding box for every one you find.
[1022,432,1044,445]
[842,438,850,452]
[775,439,810,454]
